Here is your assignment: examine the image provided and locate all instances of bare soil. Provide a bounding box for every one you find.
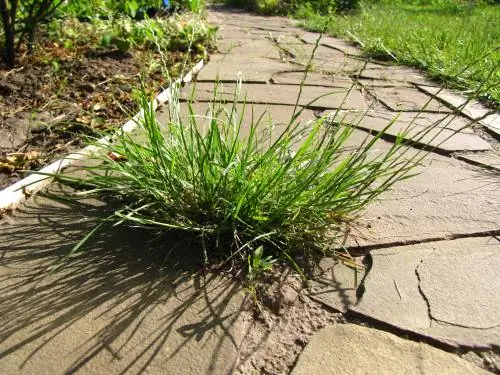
[0,36,194,190]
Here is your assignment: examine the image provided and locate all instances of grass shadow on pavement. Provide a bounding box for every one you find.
[0,194,246,374]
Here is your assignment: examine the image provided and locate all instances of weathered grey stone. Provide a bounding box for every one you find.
[345,155,500,247]
[308,258,365,313]
[0,197,247,374]
[184,82,369,110]
[218,39,282,59]
[359,63,432,85]
[418,86,500,136]
[197,55,289,83]
[299,31,365,57]
[278,42,365,74]
[369,86,452,112]
[280,42,347,61]
[457,151,500,171]
[351,237,500,348]
[357,77,415,88]
[292,324,491,375]
[216,28,255,40]
[272,71,354,88]
[324,109,492,152]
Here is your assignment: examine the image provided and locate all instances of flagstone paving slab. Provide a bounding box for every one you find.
[350,237,500,348]
[271,71,355,88]
[299,31,366,57]
[0,196,248,375]
[369,86,452,113]
[196,55,289,83]
[324,109,492,153]
[359,63,433,85]
[345,156,500,247]
[418,85,500,136]
[457,151,500,171]
[292,324,491,374]
[308,259,364,313]
[215,39,282,59]
[184,82,370,110]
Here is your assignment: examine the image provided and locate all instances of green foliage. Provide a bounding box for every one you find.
[224,0,358,15]
[247,246,276,282]
[300,1,500,104]
[48,13,216,55]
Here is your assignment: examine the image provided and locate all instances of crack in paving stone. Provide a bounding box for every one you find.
[344,229,500,255]
[415,258,500,331]
[415,256,435,328]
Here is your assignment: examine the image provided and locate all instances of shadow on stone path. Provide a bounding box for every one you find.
[0,194,247,374]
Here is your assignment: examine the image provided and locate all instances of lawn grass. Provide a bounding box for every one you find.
[298,1,500,106]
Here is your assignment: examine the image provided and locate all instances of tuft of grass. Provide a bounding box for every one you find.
[299,2,500,106]
[44,73,466,274]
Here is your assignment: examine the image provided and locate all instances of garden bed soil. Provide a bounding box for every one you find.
[0,39,195,190]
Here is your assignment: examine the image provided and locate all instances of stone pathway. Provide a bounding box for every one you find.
[0,5,499,374]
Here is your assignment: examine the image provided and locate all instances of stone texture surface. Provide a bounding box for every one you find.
[359,63,432,85]
[324,109,492,153]
[292,324,491,375]
[417,85,500,135]
[0,197,247,374]
[345,155,500,247]
[184,82,370,110]
[299,31,365,56]
[457,151,500,171]
[369,86,452,112]
[278,41,365,74]
[351,237,500,348]
[308,258,364,313]
[196,55,289,83]
[271,71,355,88]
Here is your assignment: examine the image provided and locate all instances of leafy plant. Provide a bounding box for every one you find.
[247,246,277,283]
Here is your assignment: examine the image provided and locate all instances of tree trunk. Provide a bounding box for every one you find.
[0,0,18,67]
[4,26,15,66]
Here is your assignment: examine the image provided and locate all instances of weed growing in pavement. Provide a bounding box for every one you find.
[43,73,472,279]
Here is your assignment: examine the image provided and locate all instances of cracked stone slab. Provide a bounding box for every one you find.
[343,155,500,247]
[457,151,500,171]
[215,39,282,59]
[271,71,354,88]
[308,258,365,313]
[216,28,255,40]
[351,237,500,348]
[359,63,433,85]
[279,43,365,74]
[185,82,370,110]
[0,196,248,374]
[357,77,414,88]
[196,55,290,83]
[369,86,452,113]
[417,86,500,136]
[298,31,365,57]
[292,324,491,374]
[323,109,492,153]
